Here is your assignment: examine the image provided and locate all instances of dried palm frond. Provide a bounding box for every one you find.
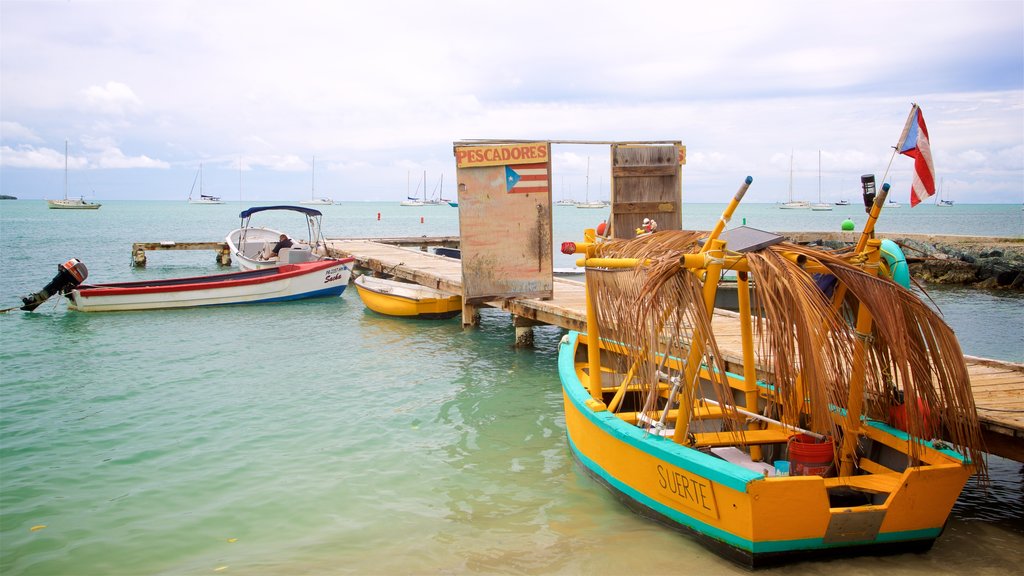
[743,247,852,441]
[587,232,737,437]
[786,243,987,478]
[582,231,986,479]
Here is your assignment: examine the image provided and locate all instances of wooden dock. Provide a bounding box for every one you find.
[327,238,1024,463]
[131,241,232,267]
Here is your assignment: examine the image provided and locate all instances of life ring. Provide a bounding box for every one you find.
[879,239,910,289]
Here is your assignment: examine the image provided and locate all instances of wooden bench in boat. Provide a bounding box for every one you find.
[691,429,794,447]
[823,472,904,494]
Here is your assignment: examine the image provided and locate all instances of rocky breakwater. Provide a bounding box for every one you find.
[782,232,1024,290]
[895,235,1024,290]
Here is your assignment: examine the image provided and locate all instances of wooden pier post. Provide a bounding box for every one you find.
[513,315,544,348]
[133,245,147,267]
[462,303,480,329]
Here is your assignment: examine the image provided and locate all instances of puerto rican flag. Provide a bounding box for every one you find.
[505,163,549,194]
[896,104,936,207]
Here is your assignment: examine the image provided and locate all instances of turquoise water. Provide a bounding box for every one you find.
[1,200,1022,575]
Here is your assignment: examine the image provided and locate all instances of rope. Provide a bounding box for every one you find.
[704,252,726,266]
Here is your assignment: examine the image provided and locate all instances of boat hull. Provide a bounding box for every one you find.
[68,259,353,312]
[354,275,461,319]
[558,331,971,568]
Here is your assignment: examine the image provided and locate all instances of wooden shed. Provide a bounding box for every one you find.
[609,142,684,239]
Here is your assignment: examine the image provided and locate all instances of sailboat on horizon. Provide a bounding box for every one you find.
[811,150,833,211]
[47,140,101,210]
[188,163,224,205]
[300,156,333,205]
[937,178,954,207]
[779,150,809,209]
[576,157,604,209]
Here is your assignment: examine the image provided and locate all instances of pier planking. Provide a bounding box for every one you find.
[327,238,1024,462]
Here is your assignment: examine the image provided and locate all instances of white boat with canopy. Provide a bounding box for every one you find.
[225,205,330,270]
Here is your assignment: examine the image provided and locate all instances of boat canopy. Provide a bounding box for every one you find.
[238,205,323,219]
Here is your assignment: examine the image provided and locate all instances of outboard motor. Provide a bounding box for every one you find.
[21,259,88,311]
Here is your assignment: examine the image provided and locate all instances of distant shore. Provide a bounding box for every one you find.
[784,232,1024,290]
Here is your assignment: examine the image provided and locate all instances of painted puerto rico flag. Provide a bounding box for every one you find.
[505,163,549,194]
[896,104,936,207]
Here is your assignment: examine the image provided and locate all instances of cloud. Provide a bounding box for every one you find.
[0,1,1020,202]
[0,121,43,144]
[0,140,168,170]
[0,144,86,169]
[93,148,169,169]
[81,81,143,116]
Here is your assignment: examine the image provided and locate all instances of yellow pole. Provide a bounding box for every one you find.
[672,238,726,444]
[737,270,763,461]
[579,229,604,400]
[838,239,882,476]
[702,176,752,253]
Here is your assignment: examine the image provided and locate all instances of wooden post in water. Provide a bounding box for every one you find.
[513,315,542,348]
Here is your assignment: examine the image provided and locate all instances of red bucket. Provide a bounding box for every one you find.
[788,434,835,477]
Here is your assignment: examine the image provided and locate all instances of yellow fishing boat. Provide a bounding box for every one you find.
[353,274,461,319]
[559,176,985,567]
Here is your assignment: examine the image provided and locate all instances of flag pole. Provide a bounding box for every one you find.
[878,103,918,189]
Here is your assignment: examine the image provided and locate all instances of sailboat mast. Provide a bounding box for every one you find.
[586,156,590,202]
[789,150,793,202]
[64,139,68,200]
[422,170,426,202]
[312,156,316,200]
[818,150,822,203]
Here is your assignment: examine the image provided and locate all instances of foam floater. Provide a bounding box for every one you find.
[880,239,911,288]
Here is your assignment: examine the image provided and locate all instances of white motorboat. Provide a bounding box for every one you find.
[69,259,353,312]
[226,205,331,270]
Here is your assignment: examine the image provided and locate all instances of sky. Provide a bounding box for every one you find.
[1,0,1022,205]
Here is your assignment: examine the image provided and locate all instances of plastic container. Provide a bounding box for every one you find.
[788,434,835,477]
[774,460,790,476]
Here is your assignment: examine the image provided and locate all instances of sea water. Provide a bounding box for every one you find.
[1,200,1021,575]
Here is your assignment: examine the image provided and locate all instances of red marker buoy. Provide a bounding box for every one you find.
[420,216,424,224]
[377,212,381,221]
